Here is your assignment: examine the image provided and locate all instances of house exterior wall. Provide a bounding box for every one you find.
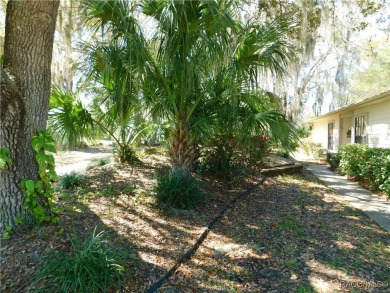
[310,113,340,151]
[354,100,390,148]
[309,96,390,150]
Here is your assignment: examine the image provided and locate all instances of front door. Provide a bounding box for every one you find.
[328,122,334,150]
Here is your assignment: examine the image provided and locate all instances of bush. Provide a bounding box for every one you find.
[155,168,205,209]
[326,152,341,171]
[246,135,272,165]
[58,172,85,189]
[197,135,271,180]
[338,144,368,179]
[338,144,390,197]
[196,140,236,180]
[313,144,328,160]
[31,228,127,292]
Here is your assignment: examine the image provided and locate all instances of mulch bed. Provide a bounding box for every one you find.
[1,154,389,292]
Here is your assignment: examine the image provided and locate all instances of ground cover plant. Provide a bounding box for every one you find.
[1,149,389,292]
[31,228,127,292]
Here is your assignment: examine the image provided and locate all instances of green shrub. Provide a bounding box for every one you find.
[97,158,110,166]
[339,144,368,179]
[197,141,236,180]
[31,228,127,292]
[313,144,328,160]
[338,144,390,197]
[197,135,270,180]
[155,168,205,209]
[58,171,85,189]
[246,135,272,165]
[326,152,341,171]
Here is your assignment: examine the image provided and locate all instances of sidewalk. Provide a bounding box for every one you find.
[306,164,390,232]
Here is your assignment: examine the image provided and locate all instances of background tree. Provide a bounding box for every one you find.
[0,0,59,232]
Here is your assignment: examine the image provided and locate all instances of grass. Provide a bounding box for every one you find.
[31,228,127,292]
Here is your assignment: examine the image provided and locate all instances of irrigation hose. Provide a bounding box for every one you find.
[145,175,268,293]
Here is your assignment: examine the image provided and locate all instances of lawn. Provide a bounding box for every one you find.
[1,151,389,292]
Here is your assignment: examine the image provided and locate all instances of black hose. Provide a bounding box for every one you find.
[145,176,267,293]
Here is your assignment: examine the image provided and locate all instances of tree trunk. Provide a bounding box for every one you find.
[169,117,196,172]
[0,0,59,232]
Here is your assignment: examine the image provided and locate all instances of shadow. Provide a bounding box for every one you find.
[4,162,389,293]
[157,172,390,292]
[0,199,161,293]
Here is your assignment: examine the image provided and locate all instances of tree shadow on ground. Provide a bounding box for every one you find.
[3,167,388,293]
[157,171,389,292]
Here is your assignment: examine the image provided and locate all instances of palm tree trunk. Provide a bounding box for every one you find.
[169,117,195,171]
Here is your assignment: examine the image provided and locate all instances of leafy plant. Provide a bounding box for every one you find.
[155,168,205,209]
[58,172,86,189]
[20,131,58,224]
[197,139,236,180]
[326,152,341,171]
[0,147,12,170]
[31,228,127,292]
[2,226,12,239]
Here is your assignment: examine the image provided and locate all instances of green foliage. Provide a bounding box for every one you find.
[338,144,390,197]
[338,144,368,178]
[97,158,110,166]
[246,135,273,165]
[2,226,12,239]
[326,152,341,171]
[31,228,127,292]
[197,134,272,181]
[197,139,237,181]
[0,147,12,170]
[21,131,58,224]
[296,125,311,139]
[274,148,290,159]
[59,172,86,189]
[48,86,96,149]
[155,168,205,209]
[116,145,141,165]
[313,144,327,160]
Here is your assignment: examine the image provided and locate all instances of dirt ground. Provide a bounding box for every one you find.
[1,147,389,292]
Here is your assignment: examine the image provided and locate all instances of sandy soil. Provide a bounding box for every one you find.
[54,141,114,176]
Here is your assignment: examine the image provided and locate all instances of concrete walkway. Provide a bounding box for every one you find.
[306,164,390,232]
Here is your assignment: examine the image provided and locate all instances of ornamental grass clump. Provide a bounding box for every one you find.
[58,171,86,189]
[155,168,205,209]
[31,228,126,292]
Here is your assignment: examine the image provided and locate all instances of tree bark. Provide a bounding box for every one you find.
[0,0,59,232]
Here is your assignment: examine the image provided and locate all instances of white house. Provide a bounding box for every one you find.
[306,90,390,151]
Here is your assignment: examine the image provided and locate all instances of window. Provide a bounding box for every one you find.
[354,115,367,144]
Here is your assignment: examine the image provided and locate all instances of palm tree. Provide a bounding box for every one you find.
[79,0,151,162]
[48,86,96,149]
[51,0,297,172]
[142,0,297,171]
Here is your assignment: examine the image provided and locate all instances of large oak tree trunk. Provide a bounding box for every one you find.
[0,0,59,232]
